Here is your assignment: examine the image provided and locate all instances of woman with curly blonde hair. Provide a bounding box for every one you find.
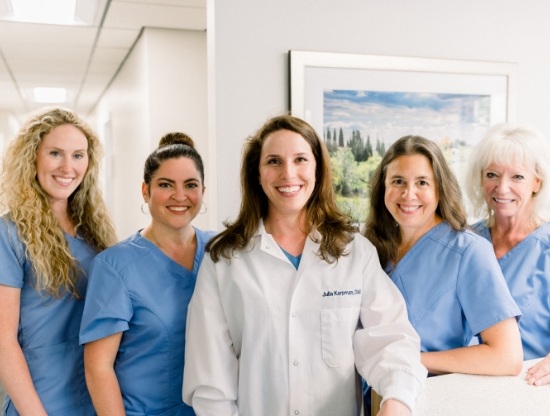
[0,107,116,415]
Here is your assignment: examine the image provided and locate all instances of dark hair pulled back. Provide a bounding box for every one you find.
[143,131,205,186]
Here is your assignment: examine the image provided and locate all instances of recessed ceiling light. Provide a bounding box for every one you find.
[1,0,105,26]
[34,87,67,103]
[10,0,76,25]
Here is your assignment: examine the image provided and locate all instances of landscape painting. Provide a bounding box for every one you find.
[289,51,516,224]
[323,89,491,223]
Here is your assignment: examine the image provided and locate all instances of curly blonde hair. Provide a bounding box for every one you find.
[0,107,117,298]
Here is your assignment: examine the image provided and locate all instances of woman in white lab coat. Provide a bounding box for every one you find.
[183,114,427,416]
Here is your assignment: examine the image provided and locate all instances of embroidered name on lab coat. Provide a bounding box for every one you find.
[322,289,361,297]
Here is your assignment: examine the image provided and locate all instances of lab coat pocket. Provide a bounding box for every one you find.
[321,307,360,367]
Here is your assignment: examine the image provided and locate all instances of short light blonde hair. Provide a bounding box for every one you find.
[465,123,550,224]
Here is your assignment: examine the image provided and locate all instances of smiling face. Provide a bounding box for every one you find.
[143,156,204,232]
[36,124,89,209]
[482,162,541,223]
[259,129,316,220]
[384,154,440,240]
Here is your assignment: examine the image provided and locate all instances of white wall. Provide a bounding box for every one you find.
[0,111,20,211]
[210,0,550,226]
[0,110,19,157]
[90,1,550,231]
[93,28,208,240]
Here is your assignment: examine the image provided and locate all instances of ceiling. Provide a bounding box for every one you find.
[0,0,206,119]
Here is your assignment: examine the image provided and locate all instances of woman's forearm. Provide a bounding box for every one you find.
[84,333,126,416]
[0,341,47,416]
[422,341,522,375]
[85,365,125,416]
[422,318,522,376]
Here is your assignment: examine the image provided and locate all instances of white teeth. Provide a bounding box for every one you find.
[54,176,73,184]
[278,186,300,193]
[168,206,188,212]
[494,198,512,203]
[400,205,419,212]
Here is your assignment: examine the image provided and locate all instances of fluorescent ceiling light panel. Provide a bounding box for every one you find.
[1,0,104,25]
[34,87,67,103]
[10,0,76,25]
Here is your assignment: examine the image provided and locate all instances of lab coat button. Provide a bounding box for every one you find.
[294,411,300,415]
[293,361,299,366]
[291,312,296,317]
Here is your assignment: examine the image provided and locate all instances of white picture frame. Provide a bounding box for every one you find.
[289,50,518,222]
[289,50,517,129]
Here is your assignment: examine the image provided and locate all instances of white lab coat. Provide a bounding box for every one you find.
[183,222,426,415]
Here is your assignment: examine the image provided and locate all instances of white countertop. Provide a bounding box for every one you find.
[415,359,550,416]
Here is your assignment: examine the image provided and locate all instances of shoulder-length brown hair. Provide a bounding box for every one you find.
[207,114,356,262]
[0,107,117,297]
[363,135,467,267]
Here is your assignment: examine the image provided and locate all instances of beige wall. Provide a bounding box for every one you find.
[6,1,549,234]
[0,110,19,159]
[210,0,550,227]
[92,28,209,240]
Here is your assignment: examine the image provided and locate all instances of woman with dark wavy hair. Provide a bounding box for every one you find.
[0,107,117,415]
[363,135,522,378]
[184,115,426,416]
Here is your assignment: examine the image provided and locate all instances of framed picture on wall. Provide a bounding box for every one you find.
[289,50,518,223]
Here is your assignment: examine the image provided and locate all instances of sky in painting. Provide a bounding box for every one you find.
[323,90,491,146]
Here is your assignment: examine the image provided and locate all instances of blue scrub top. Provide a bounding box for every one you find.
[473,221,550,359]
[387,222,521,352]
[80,228,216,416]
[0,216,97,416]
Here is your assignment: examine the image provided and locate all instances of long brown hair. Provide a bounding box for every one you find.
[207,114,356,262]
[363,135,467,267]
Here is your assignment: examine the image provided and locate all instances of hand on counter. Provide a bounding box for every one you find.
[526,354,550,386]
[378,398,411,416]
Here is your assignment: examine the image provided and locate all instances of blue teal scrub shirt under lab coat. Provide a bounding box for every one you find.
[0,216,97,416]
[80,228,215,416]
[387,222,521,352]
[473,220,550,360]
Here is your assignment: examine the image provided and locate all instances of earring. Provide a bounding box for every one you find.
[141,202,150,214]
[199,202,208,215]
